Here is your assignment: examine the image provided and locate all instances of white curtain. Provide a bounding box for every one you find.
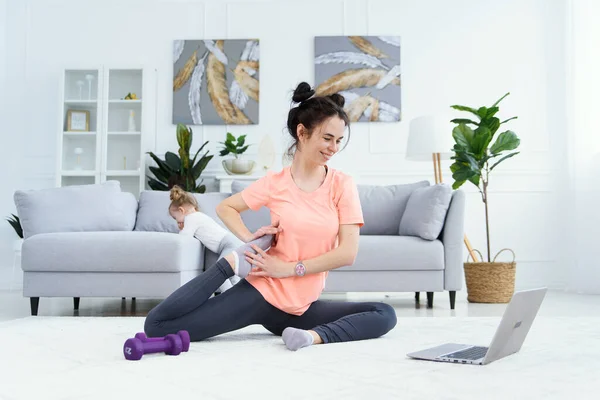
[563,0,600,293]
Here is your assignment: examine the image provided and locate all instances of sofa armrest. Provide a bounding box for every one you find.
[441,190,465,291]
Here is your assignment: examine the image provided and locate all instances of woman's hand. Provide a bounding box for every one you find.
[245,245,294,278]
[245,223,282,245]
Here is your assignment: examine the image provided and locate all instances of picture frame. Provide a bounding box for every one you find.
[66,109,90,131]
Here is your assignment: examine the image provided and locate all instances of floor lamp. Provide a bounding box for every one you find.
[406,115,479,263]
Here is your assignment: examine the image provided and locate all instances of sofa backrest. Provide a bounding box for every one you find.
[14,181,137,239]
[357,181,430,235]
[134,190,230,233]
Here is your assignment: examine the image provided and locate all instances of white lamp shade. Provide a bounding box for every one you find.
[406,115,456,161]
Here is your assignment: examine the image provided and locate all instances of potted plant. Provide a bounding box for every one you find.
[6,212,24,256]
[146,124,213,193]
[449,92,521,303]
[219,132,255,175]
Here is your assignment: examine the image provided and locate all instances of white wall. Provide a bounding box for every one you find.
[0,0,569,291]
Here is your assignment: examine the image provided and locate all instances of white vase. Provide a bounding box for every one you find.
[222,158,256,175]
[128,110,136,132]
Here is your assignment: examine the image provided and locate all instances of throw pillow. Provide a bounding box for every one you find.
[134,190,230,233]
[358,181,430,235]
[13,181,138,238]
[398,183,452,240]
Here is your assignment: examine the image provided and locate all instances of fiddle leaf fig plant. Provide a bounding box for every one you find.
[449,92,521,262]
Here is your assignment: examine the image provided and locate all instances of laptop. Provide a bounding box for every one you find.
[407,287,547,365]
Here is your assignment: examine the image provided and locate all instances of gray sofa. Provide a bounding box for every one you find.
[15,179,464,316]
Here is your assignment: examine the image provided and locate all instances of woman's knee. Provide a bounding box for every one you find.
[144,310,164,338]
[377,303,397,332]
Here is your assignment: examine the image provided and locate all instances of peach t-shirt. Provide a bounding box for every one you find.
[241,166,364,315]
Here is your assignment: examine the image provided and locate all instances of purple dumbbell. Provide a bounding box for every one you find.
[134,330,191,352]
[123,333,183,361]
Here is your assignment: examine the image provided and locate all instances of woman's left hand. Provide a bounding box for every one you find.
[245,245,294,278]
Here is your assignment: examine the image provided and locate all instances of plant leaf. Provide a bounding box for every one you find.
[148,166,169,184]
[471,126,492,156]
[146,152,175,175]
[147,177,169,191]
[451,118,479,126]
[450,105,481,118]
[237,135,246,147]
[165,152,182,171]
[490,130,520,154]
[491,92,510,108]
[490,151,520,171]
[220,149,230,156]
[192,153,213,179]
[500,116,518,124]
[452,124,475,151]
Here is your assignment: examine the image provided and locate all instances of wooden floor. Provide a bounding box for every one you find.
[2,288,600,322]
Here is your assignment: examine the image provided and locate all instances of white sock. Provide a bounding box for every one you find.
[282,327,315,351]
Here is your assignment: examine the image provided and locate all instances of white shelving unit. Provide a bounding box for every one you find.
[57,67,152,197]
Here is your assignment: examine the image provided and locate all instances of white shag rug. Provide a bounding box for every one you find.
[0,316,598,400]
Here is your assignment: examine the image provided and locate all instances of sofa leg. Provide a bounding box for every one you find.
[426,292,434,308]
[415,292,420,303]
[30,297,39,316]
[74,297,80,311]
[449,291,456,310]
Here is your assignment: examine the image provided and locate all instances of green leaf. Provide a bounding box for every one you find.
[225,142,238,153]
[226,132,236,143]
[480,117,500,137]
[450,105,481,119]
[237,135,246,147]
[490,130,520,154]
[192,153,213,179]
[176,124,192,153]
[148,166,169,184]
[147,177,169,191]
[451,163,478,182]
[452,179,466,190]
[477,106,488,119]
[490,151,520,171]
[485,107,499,119]
[491,92,510,108]
[451,118,479,126]
[146,152,175,175]
[190,141,209,167]
[471,126,492,156]
[452,124,474,151]
[468,174,481,187]
[236,145,249,154]
[500,116,518,124]
[219,149,230,156]
[165,152,182,172]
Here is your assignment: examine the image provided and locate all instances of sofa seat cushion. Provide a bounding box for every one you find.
[345,235,444,272]
[21,231,203,273]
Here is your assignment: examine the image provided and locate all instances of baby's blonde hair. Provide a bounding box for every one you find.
[169,186,199,212]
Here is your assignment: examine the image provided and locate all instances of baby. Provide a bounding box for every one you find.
[168,185,273,294]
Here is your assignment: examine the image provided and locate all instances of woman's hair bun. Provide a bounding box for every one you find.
[328,93,345,108]
[292,82,315,103]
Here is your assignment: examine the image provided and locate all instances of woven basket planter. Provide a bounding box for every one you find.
[464,248,516,303]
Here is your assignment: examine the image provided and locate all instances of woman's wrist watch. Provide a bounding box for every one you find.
[294,261,306,277]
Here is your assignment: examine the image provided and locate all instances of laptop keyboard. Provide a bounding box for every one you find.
[443,346,488,360]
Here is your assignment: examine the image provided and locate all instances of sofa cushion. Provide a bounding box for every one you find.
[13,181,137,239]
[357,181,430,235]
[399,184,452,240]
[231,180,272,233]
[134,190,230,233]
[21,231,203,273]
[343,235,444,271]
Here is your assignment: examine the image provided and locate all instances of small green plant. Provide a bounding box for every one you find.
[146,124,213,193]
[449,92,521,262]
[6,214,23,239]
[219,133,251,159]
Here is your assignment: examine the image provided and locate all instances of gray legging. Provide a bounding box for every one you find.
[144,255,397,344]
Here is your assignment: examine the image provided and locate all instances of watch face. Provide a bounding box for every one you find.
[295,263,306,276]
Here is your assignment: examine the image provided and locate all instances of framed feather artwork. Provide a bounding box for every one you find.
[172,39,259,125]
[314,36,401,122]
